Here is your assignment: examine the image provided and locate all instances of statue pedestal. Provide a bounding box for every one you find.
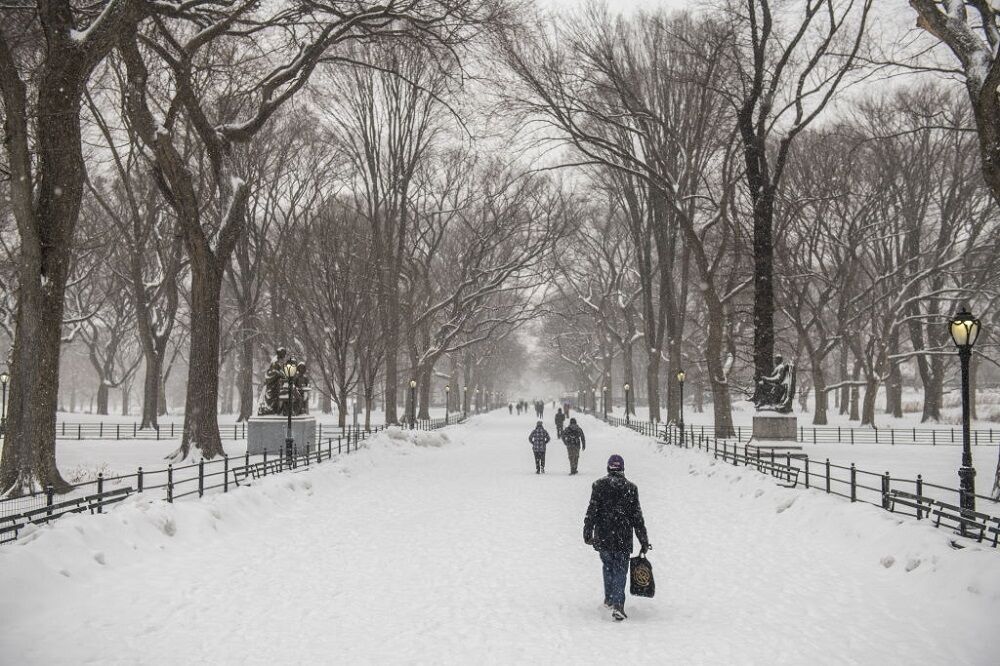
[247,415,316,456]
[752,414,797,441]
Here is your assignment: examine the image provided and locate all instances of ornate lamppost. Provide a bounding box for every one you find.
[624,383,631,425]
[949,305,981,527]
[282,359,298,467]
[676,369,686,446]
[0,371,8,437]
[445,385,451,425]
[475,387,481,413]
[409,379,417,429]
[591,387,597,413]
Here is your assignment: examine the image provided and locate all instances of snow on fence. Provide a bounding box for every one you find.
[0,418,455,543]
[47,421,388,442]
[596,413,1000,549]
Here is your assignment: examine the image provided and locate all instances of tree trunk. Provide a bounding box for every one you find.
[921,355,943,422]
[121,383,131,416]
[418,367,432,420]
[96,382,109,416]
[705,301,735,438]
[751,192,776,383]
[337,393,347,428]
[861,377,878,426]
[622,342,635,414]
[645,354,661,422]
[236,331,254,421]
[172,261,225,461]
[811,358,828,425]
[849,361,861,422]
[140,351,163,429]
[158,376,168,416]
[885,360,902,418]
[839,345,850,415]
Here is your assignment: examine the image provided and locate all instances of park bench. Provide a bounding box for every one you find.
[930,500,990,543]
[1,487,133,543]
[0,513,27,544]
[746,444,806,461]
[748,457,799,488]
[988,519,1000,548]
[231,458,286,487]
[885,490,934,519]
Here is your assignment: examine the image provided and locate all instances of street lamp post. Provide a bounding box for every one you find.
[445,385,451,425]
[476,387,481,413]
[283,360,298,468]
[949,306,981,530]
[676,370,686,447]
[462,386,468,418]
[624,383,631,426]
[409,379,417,429]
[592,387,597,413]
[602,386,608,420]
[0,371,8,437]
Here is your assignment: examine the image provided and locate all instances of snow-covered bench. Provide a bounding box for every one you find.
[231,458,286,487]
[929,500,991,543]
[1,487,133,544]
[748,457,799,488]
[885,490,934,520]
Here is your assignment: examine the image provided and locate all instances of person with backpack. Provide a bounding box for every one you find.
[561,418,586,474]
[554,408,566,439]
[528,421,550,474]
[583,454,651,621]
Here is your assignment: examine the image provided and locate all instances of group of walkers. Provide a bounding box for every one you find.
[515,397,653,621]
[510,399,549,418]
[528,408,586,475]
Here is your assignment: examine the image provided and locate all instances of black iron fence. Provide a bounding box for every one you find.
[599,415,1000,446]
[1,416,457,544]
[37,416,462,442]
[594,412,1000,548]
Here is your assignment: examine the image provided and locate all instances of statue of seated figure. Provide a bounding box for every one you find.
[752,355,795,414]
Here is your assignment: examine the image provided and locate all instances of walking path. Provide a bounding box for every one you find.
[2,414,998,664]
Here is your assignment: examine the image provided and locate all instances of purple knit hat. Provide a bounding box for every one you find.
[607,454,624,472]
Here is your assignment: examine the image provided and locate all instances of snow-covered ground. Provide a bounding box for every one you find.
[2,413,998,664]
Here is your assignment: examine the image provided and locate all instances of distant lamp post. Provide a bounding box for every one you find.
[949,305,981,527]
[409,379,417,429]
[602,386,608,420]
[0,371,8,437]
[282,360,298,466]
[676,370,686,446]
[445,385,451,425]
[624,383,631,425]
[476,387,481,413]
[463,386,468,418]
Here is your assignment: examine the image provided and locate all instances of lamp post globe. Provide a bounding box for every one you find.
[949,305,981,527]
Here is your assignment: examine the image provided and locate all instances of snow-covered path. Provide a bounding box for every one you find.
[3,414,999,665]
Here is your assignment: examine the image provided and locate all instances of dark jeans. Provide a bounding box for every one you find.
[600,550,629,608]
[566,444,580,473]
[556,423,564,438]
[533,451,545,472]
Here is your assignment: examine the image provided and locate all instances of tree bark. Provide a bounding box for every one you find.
[96,383,109,416]
[811,359,828,426]
[236,332,254,421]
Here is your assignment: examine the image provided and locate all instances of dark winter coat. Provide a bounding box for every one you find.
[583,472,649,553]
[562,423,585,449]
[554,411,566,427]
[529,426,551,453]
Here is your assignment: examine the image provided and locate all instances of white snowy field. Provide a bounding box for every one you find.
[2,414,999,665]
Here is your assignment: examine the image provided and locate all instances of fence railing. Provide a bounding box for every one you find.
[1,417,458,544]
[39,415,464,442]
[592,411,1000,548]
[595,414,1000,446]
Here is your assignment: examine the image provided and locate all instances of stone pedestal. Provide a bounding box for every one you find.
[247,415,316,456]
[752,414,798,441]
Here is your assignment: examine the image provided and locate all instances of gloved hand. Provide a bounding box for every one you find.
[584,535,593,546]
[640,543,651,555]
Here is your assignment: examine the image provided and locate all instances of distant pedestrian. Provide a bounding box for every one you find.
[529,421,550,474]
[562,418,586,475]
[564,402,571,418]
[554,408,566,439]
[538,401,545,419]
[583,455,650,621]
[509,403,513,415]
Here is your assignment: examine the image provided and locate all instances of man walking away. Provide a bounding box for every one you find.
[583,455,650,621]
[562,418,586,474]
[509,403,513,415]
[554,408,566,438]
[529,421,550,474]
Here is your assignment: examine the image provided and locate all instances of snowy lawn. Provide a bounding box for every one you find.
[2,414,998,664]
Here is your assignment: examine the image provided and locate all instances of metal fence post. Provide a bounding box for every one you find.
[825,459,831,494]
[850,464,857,502]
[167,464,173,502]
[804,457,810,489]
[117,424,120,440]
[198,459,204,497]
[263,449,268,476]
[916,475,923,520]
[224,455,229,493]
[881,472,890,509]
[46,484,54,517]
[137,466,144,493]
[97,473,104,513]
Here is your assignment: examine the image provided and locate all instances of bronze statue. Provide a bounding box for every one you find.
[257,348,311,416]
[752,354,795,414]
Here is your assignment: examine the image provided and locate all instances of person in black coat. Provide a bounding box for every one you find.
[528,421,551,474]
[562,418,586,474]
[583,455,650,621]
[554,408,566,438]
